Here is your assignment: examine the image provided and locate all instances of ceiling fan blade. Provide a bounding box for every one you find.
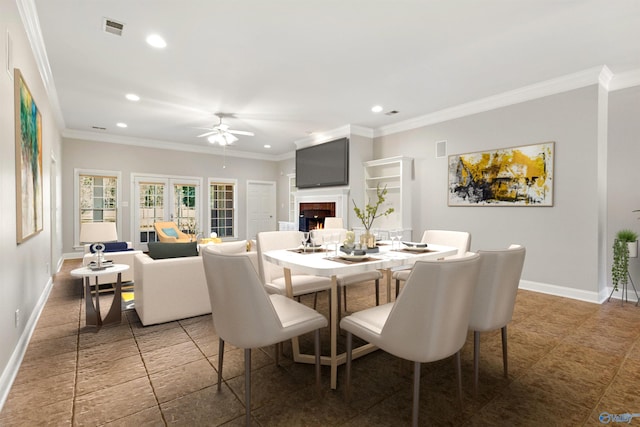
[228,130,254,136]
[197,130,216,138]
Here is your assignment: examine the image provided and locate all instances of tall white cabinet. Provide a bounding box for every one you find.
[358,156,413,240]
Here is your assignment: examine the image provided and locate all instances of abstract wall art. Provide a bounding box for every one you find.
[15,68,43,243]
[448,142,554,206]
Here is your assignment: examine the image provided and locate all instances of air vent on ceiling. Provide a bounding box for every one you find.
[385,110,399,116]
[91,126,107,131]
[103,18,124,36]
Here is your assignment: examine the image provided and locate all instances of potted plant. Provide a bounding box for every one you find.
[352,184,394,248]
[612,229,638,292]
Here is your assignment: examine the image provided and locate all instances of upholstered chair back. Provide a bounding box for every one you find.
[202,251,285,348]
[256,231,303,283]
[421,229,471,257]
[382,253,481,363]
[469,245,526,332]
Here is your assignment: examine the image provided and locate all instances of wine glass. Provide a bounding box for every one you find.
[301,231,310,253]
[331,231,341,257]
[310,229,320,252]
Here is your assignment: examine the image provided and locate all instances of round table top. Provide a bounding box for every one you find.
[70,263,129,277]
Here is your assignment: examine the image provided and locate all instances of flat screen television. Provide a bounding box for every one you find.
[295,138,349,188]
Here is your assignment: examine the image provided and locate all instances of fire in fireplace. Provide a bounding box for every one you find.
[299,202,336,232]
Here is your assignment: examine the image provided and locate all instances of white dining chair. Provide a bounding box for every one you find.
[202,250,328,427]
[323,217,344,229]
[310,227,383,320]
[469,244,526,396]
[393,229,471,297]
[256,231,332,299]
[341,253,481,427]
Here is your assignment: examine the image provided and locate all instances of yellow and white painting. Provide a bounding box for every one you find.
[448,142,554,206]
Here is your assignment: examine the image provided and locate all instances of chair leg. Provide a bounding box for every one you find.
[374,279,380,306]
[343,286,348,311]
[244,348,251,427]
[455,351,463,410]
[217,338,225,391]
[313,292,318,309]
[315,329,321,392]
[502,326,508,378]
[345,331,353,402]
[337,286,342,325]
[473,331,480,397]
[395,279,401,298]
[275,342,280,367]
[412,361,421,427]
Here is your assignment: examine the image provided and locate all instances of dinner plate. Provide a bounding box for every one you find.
[339,254,369,261]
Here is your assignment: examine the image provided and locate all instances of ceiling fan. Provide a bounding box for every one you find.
[197,114,254,145]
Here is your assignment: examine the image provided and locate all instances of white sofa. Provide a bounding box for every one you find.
[82,242,142,285]
[134,240,257,326]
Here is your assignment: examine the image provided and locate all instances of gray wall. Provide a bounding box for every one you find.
[61,138,281,253]
[0,0,63,404]
[608,86,640,285]
[374,87,601,297]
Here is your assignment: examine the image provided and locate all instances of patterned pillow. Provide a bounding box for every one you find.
[162,227,179,237]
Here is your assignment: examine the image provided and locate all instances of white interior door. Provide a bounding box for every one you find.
[133,175,201,250]
[247,180,276,239]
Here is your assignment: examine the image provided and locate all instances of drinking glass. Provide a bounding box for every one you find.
[301,231,310,253]
[331,231,340,257]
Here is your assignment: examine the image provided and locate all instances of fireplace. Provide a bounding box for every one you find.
[299,203,335,232]
[294,188,350,231]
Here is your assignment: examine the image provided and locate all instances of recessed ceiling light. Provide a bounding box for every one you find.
[146,34,166,48]
[371,105,383,113]
[116,122,127,128]
[125,93,140,101]
[264,145,271,149]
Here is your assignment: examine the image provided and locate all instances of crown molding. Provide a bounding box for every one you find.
[16,0,65,130]
[62,129,289,161]
[609,69,640,91]
[294,124,374,150]
[374,66,613,138]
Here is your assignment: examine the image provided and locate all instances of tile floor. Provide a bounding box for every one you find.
[2,259,640,426]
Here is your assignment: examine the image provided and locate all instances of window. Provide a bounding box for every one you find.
[138,182,165,243]
[74,169,121,247]
[208,179,236,238]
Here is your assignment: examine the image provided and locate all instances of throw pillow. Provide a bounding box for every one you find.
[162,227,179,238]
[89,242,132,253]
[147,242,198,259]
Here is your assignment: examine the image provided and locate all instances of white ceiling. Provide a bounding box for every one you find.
[31,0,640,158]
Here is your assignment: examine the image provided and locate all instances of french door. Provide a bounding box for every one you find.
[133,175,201,250]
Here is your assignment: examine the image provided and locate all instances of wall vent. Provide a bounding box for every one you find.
[435,140,447,158]
[103,18,124,36]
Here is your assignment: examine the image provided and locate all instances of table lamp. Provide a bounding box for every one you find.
[80,222,118,270]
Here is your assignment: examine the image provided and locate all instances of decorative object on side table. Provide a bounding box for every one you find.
[352,184,394,248]
[610,228,639,305]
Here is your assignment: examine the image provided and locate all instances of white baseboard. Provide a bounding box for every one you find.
[0,276,54,412]
[519,280,601,304]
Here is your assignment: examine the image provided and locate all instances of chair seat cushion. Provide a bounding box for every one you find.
[337,270,382,286]
[266,275,331,296]
[392,269,411,281]
[270,294,328,337]
[340,303,393,337]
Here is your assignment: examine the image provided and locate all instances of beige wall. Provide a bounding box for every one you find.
[374,86,601,297]
[61,138,281,253]
[0,0,63,402]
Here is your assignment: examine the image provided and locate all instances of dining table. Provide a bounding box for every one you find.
[262,241,458,389]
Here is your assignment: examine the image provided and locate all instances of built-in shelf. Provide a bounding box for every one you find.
[358,156,413,241]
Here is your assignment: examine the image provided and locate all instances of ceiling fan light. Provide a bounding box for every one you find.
[224,133,238,144]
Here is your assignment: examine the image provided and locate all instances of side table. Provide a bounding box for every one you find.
[70,264,129,329]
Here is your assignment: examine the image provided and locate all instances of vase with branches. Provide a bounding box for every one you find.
[352,184,394,248]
